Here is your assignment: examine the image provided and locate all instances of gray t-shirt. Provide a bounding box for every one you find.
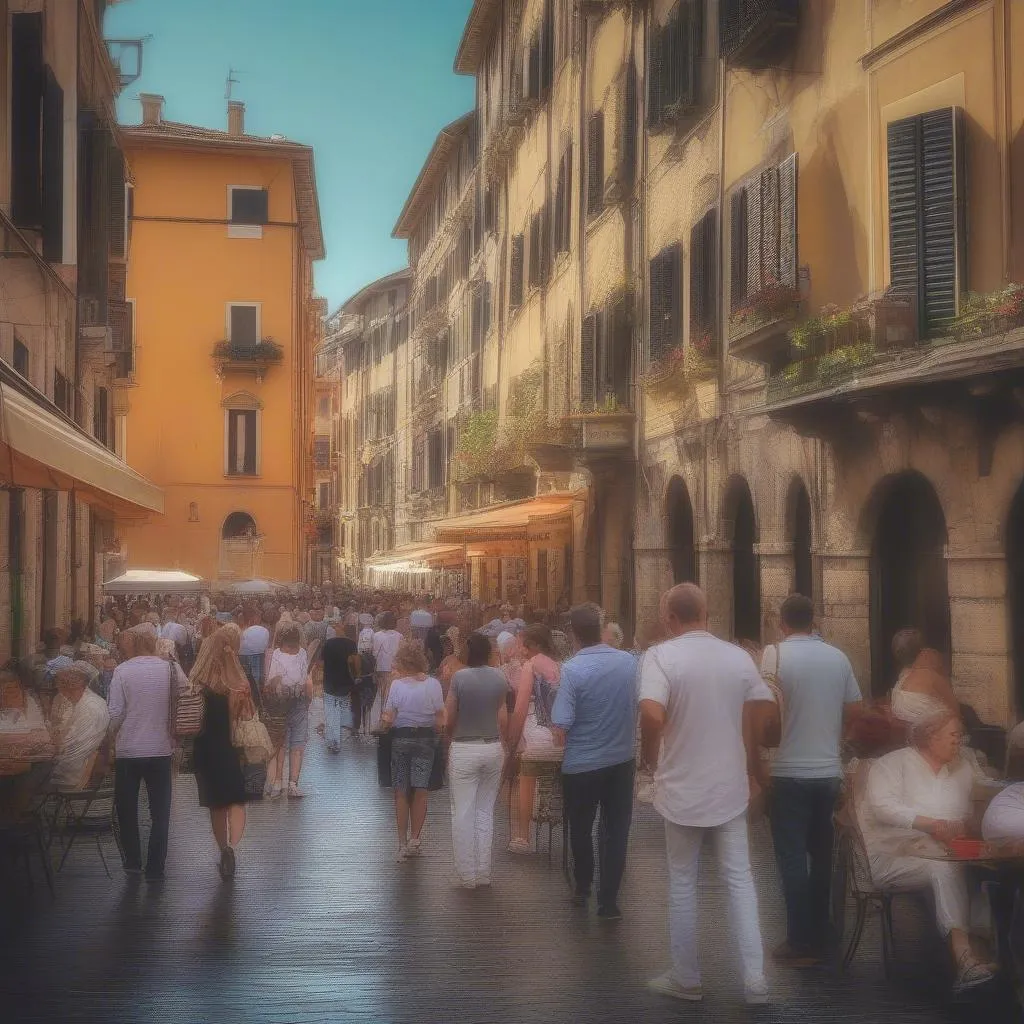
[450,666,507,741]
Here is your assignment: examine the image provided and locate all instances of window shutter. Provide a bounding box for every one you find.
[483,281,492,335]
[510,233,525,308]
[647,18,664,128]
[244,412,257,475]
[541,0,555,93]
[484,186,495,234]
[528,34,541,101]
[108,143,127,261]
[622,60,637,185]
[41,68,64,261]
[587,111,604,216]
[730,188,748,312]
[608,298,632,407]
[11,13,44,228]
[471,286,483,351]
[529,211,541,288]
[85,127,111,315]
[887,115,924,327]
[554,155,566,256]
[690,207,718,353]
[595,308,609,399]
[540,201,552,283]
[920,107,966,334]
[581,313,598,411]
[473,188,483,252]
[649,243,681,361]
[745,173,763,298]
[778,153,798,288]
[227,411,239,473]
[759,166,780,285]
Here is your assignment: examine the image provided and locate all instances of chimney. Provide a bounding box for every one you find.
[139,93,164,125]
[228,100,245,137]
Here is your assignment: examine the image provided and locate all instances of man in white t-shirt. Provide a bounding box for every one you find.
[639,583,775,1006]
[409,600,434,642]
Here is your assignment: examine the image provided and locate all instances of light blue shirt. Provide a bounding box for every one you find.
[765,634,862,780]
[551,644,638,774]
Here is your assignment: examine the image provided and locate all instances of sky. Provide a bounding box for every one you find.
[105,0,476,311]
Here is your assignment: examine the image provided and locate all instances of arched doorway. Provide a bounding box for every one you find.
[1008,482,1024,715]
[788,477,813,600]
[222,511,256,539]
[727,477,760,643]
[869,472,950,695]
[666,476,698,584]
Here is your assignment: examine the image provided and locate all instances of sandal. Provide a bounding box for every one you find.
[954,951,996,994]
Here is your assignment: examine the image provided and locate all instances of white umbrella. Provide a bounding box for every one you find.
[220,578,287,595]
[103,569,207,595]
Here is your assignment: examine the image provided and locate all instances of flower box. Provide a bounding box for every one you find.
[563,411,635,453]
[729,283,802,363]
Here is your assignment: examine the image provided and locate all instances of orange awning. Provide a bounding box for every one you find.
[435,494,577,543]
[364,543,466,569]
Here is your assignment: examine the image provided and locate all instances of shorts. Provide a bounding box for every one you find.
[284,700,309,749]
[391,734,438,792]
[520,710,562,762]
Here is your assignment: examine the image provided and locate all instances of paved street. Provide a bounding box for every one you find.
[0,703,1010,1023]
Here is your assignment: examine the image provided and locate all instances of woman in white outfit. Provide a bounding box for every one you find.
[265,623,312,798]
[446,633,509,888]
[859,708,996,993]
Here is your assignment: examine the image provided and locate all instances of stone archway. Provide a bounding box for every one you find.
[666,475,698,585]
[1008,481,1024,715]
[868,471,950,695]
[725,476,760,643]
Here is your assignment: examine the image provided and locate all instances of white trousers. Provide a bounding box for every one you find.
[448,741,505,885]
[665,813,766,988]
[870,855,969,935]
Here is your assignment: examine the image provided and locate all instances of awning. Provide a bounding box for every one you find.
[434,494,577,543]
[365,543,466,569]
[0,382,163,518]
[103,569,207,594]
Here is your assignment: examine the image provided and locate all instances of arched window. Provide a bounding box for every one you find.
[666,476,698,585]
[222,511,257,541]
[724,476,760,644]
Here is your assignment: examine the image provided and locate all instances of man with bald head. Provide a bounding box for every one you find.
[639,583,775,1005]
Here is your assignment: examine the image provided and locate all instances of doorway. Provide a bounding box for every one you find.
[728,477,761,643]
[789,477,813,600]
[666,476,698,584]
[869,472,950,695]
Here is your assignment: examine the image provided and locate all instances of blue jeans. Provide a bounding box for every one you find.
[323,692,351,750]
[770,776,842,952]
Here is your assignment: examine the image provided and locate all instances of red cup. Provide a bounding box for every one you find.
[949,837,985,859]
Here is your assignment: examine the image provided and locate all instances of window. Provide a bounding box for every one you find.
[510,233,525,310]
[226,409,258,476]
[318,482,331,508]
[621,61,638,188]
[648,1,703,129]
[887,107,966,338]
[228,186,268,237]
[53,371,71,416]
[689,208,718,357]
[554,144,572,254]
[188,502,199,522]
[317,396,330,418]
[228,303,260,348]
[12,336,29,379]
[94,385,110,448]
[587,111,604,217]
[11,13,43,230]
[650,243,682,361]
[529,211,542,289]
[729,153,798,314]
[427,428,444,490]
[582,299,631,411]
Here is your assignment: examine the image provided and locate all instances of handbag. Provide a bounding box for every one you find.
[168,660,205,740]
[232,714,275,764]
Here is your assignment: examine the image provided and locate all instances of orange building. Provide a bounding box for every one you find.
[118,95,324,584]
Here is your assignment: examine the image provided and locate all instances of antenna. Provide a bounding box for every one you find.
[225,68,240,100]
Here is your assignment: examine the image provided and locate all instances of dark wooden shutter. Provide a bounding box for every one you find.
[41,67,64,261]
[587,111,604,216]
[623,59,637,185]
[12,13,44,228]
[778,153,798,288]
[484,186,495,234]
[529,211,541,288]
[887,115,924,329]
[541,0,555,93]
[920,107,966,333]
[554,154,566,256]
[608,298,632,407]
[540,201,552,283]
[759,166,780,285]
[649,243,681,360]
[243,411,257,475]
[471,286,483,351]
[690,207,718,353]
[581,313,598,410]
[745,172,763,297]
[527,33,541,101]
[730,187,748,312]
[483,281,492,335]
[473,188,483,252]
[510,233,525,308]
[108,143,127,260]
[647,18,664,128]
[228,411,239,473]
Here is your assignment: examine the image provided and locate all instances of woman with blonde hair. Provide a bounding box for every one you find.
[190,623,256,879]
[265,621,312,798]
[380,641,445,861]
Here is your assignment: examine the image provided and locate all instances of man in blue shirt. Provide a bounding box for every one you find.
[551,603,638,920]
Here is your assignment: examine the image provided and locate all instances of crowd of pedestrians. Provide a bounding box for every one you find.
[5,578,1023,1007]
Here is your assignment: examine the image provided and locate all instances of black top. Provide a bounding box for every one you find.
[322,636,358,697]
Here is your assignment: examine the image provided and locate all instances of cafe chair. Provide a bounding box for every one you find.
[0,761,56,897]
[49,737,115,879]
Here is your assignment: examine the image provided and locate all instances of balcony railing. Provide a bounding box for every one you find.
[213,338,283,379]
[720,0,800,67]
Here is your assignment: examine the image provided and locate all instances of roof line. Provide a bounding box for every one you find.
[330,267,413,320]
[454,0,502,76]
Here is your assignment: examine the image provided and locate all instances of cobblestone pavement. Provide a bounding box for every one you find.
[0,702,1016,1023]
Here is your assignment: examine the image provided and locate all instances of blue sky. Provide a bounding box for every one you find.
[106,0,475,310]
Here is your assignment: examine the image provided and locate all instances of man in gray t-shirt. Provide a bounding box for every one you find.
[446,634,510,887]
[761,594,863,965]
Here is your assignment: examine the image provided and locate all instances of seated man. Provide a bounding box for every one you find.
[983,782,1024,845]
[859,708,995,994]
[49,666,110,792]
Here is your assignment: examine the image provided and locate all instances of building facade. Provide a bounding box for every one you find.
[325,0,1024,723]
[119,95,324,585]
[0,0,163,661]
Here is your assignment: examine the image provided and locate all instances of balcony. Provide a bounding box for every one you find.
[719,0,800,68]
[728,284,802,364]
[213,338,283,381]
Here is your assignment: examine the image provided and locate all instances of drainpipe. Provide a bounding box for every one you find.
[577,8,590,604]
[708,54,727,544]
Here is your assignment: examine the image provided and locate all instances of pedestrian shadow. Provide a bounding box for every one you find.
[195,881,237,951]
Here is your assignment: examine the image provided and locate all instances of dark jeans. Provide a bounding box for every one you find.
[562,759,635,909]
[113,756,173,877]
[770,775,842,952]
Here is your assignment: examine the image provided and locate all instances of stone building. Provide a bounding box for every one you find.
[329,0,1024,722]
[0,0,163,660]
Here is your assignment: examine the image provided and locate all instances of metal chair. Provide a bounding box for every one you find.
[0,760,56,897]
[49,737,115,878]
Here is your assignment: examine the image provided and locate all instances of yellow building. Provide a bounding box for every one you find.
[119,95,324,584]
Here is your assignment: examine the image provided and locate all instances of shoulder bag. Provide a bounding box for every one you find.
[174,668,206,740]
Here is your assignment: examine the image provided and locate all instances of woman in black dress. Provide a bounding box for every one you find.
[191,623,255,880]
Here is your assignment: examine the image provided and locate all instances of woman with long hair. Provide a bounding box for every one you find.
[380,641,445,861]
[190,623,255,879]
[264,621,312,798]
[506,623,562,853]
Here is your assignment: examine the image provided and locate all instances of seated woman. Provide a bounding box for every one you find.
[0,665,53,777]
[49,665,110,791]
[890,628,958,726]
[859,709,996,993]
[506,624,561,853]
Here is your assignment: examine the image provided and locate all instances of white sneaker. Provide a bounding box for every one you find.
[395,845,408,863]
[647,972,703,1002]
[744,979,769,1005]
[406,837,422,856]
